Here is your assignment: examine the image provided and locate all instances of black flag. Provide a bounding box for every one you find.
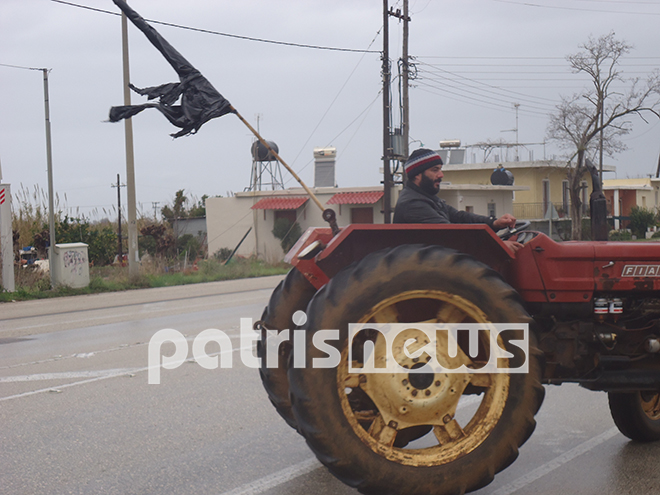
[109,0,233,137]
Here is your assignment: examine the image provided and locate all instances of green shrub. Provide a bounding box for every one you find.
[629,206,657,238]
[609,230,632,241]
[272,218,302,253]
[213,247,233,262]
[56,216,117,266]
[177,233,203,261]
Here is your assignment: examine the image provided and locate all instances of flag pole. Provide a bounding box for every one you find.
[231,106,339,235]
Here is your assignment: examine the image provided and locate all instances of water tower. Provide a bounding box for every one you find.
[246,140,285,191]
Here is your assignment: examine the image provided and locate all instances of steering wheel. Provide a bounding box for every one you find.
[498,220,531,241]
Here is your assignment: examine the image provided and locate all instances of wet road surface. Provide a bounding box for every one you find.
[1,276,659,495]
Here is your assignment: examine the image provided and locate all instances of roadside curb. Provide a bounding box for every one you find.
[1,275,285,321]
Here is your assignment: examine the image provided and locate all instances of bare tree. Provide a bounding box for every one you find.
[547,32,660,240]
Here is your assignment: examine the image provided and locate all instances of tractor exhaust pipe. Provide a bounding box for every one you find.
[585,158,608,241]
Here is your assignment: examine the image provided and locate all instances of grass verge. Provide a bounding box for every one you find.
[0,257,289,303]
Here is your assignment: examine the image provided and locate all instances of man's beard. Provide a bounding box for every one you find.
[419,173,440,195]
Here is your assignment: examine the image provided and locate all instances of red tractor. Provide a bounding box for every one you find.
[256,169,660,495]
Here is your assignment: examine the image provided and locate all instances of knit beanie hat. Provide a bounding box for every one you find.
[405,148,443,178]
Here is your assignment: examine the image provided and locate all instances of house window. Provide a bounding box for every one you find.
[643,196,647,208]
[350,207,373,224]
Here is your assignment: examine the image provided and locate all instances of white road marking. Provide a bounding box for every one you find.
[0,369,138,402]
[4,294,269,332]
[0,344,252,402]
[490,427,620,495]
[218,457,321,495]
[215,383,482,494]
[0,341,147,371]
[0,369,137,382]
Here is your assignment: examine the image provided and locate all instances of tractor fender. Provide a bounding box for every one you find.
[288,224,514,290]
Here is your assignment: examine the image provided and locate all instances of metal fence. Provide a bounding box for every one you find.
[512,202,590,220]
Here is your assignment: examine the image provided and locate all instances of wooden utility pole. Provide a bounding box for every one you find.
[389,3,411,184]
[402,0,410,172]
[112,174,126,263]
[382,0,393,223]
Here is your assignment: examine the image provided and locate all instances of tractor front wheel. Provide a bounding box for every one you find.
[289,245,545,495]
[257,268,317,429]
[609,390,660,442]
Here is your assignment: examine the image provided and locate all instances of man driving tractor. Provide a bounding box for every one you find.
[393,148,523,253]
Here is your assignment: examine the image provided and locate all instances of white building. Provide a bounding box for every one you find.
[206,183,527,262]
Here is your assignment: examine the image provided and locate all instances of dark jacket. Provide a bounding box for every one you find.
[393,182,495,228]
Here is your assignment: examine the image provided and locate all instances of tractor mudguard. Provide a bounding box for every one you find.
[287,224,514,290]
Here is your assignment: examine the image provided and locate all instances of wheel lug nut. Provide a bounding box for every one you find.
[411,389,418,397]
[435,380,441,387]
[402,379,408,386]
[443,414,452,424]
[425,389,431,396]
[388,420,398,429]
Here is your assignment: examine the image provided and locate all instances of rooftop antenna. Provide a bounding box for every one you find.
[500,103,520,161]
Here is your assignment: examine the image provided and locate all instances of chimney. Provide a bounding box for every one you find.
[313,147,336,187]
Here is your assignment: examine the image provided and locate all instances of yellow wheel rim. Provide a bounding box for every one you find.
[337,290,510,466]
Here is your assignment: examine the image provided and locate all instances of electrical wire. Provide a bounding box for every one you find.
[491,0,660,16]
[414,77,551,116]
[415,81,548,118]
[205,208,254,248]
[283,90,382,187]
[49,0,379,54]
[285,26,382,169]
[416,61,558,107]
[0,63,46,71]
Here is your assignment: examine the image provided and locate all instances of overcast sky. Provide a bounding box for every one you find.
[2,0,660,220]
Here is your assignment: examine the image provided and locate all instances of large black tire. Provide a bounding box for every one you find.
[289,245,545,495]
[608,391,660,442]
[257,268,317,429]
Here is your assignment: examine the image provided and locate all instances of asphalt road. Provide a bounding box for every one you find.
[1,276,659,495]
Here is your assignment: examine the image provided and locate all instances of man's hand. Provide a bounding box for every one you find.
[493,213,517,230]
[503,240,524,254]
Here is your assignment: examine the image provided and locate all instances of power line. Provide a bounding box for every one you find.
[286,25,383,168]
[416,71,555,112]
[414,80,549,117]
[417,62,559,105]
[283,90,382,186]
[491,0,660,16]
[49,0,379,54]
[416,56,660,59]
[576,1,660,4]
[0,63,46,71]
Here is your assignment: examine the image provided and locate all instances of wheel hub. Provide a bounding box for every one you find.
[640,391,660,420]
[355,328,472,430]
[338,289,512,466]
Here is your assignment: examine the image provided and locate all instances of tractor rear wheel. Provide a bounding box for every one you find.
[288,245,545,495]
[608,391,660,442]
[257,268,317,429]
